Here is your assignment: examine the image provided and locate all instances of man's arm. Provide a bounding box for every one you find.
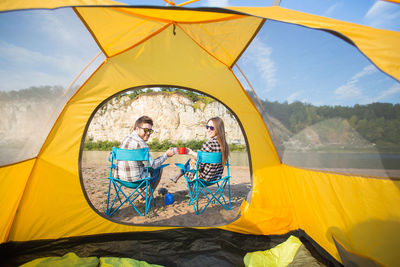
[148,148,174,169]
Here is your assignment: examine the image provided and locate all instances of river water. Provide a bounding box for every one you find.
[282,152,400,170]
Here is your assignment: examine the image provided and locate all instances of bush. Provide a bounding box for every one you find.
[84,140,120,151]
[229,143,247,152]
[84,139,247,152]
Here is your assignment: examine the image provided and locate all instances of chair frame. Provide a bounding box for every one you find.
[175,151,231,215]
[106,147,168,216]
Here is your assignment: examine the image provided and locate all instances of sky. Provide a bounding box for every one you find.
[0,0,399,106]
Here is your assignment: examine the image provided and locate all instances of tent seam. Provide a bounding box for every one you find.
[109,6,246,24]
[109,23,172,58]
[73,7,109,58]
[228,66,282,164]
[4,158,37,242]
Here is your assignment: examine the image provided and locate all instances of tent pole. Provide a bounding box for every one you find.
[177,0,200,6]
[163,0,176,5]
[63,51,102,97]
[235,64,264,111]
[272,0,281,6]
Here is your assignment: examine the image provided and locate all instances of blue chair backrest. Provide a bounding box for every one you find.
[197,151,222,164]
[112,147,149,161]
[109,147,150,179]
[195,151,230,180]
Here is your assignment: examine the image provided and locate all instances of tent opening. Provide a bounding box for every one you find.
[80,86,252,226]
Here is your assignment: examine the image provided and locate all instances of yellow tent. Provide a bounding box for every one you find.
[1,1,399,266]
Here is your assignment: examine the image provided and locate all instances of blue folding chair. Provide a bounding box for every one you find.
[106,147,168,216]
[175,151,231,215]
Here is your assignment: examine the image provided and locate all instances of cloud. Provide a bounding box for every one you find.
[0,41,101,91]
[334,83,362,99]
[334,65,377,100]
[32,9,96,50]
[0,41,47,66]
[353,64,376,80]
[364,1,400,30]
[287,91,302,103]
[375,83,400,102]
[324,2,341,16]
[0,41,90,74]
[204,0,229,7]
[245,37,276,93]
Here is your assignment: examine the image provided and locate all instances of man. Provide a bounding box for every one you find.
[117,115,175,190]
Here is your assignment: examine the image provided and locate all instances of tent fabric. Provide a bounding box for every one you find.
[75,7,263,65]
[20,252,99,267]
[19,252,163,267]
[0,0,126,12]
[281,164,400,267]
[0,159,36,242]
[243,235,302,267]
[6,21,281,242]
[2,229,335,267]
[100,257,163,267]
[332,236,381,267]
[0,3,399,267]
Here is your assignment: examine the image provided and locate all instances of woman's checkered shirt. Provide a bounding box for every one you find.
[187,137,224,182]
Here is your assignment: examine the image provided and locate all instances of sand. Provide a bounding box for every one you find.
[82,163,251,226]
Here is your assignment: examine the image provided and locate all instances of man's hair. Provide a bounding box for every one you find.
[134,115,153,129]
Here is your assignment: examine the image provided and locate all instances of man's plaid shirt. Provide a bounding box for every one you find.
[116,131,167,182]
[187,137,224,182]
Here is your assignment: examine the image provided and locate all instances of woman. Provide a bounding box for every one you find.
[171,117,229,182]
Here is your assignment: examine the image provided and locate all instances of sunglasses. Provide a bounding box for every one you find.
[139,127,154,134]
[205,125,215,131]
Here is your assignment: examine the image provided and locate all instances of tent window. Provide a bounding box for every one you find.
[0,8,103,166]
[235,20,400,178]
[80,87,252,225]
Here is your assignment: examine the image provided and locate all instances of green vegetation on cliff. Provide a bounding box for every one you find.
[125,87,214,107]
[84,139,246,152]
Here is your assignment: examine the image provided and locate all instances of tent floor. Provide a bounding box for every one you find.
[1,228,339,266]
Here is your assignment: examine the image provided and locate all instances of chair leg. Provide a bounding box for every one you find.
[199,184,216,214]
[145,182,154,216]
[108,182,147,216]
[107,181,126,215]
[196,178,231,214]
[106,178,112,215]
[214,179,231,210]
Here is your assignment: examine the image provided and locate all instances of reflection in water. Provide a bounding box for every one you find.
[283,152,400,170]
[82,151,250,167]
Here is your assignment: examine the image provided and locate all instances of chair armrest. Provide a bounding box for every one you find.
[174,163,187,172]
[157,164,169,170]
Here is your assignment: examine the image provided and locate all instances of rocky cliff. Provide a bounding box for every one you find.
[86,92,245,144]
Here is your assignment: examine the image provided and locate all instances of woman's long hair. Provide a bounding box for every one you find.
[209,117,229,165]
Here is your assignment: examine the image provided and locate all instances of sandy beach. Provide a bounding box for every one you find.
[82,163,251,226]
